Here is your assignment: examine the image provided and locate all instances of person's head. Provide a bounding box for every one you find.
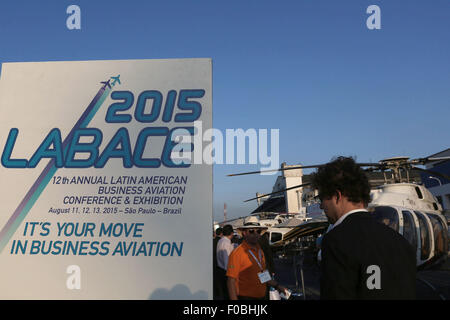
[238,216,267,246]
[222,225,234,238]
[311,156,371,224]
[215,227,223,238]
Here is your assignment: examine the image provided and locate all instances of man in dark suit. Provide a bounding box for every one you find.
[311,157,416,299]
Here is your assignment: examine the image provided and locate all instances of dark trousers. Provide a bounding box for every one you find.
[217,267,229,300]
[213,266,221,300]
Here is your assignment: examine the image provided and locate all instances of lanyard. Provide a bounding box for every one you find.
[248,248,264,271]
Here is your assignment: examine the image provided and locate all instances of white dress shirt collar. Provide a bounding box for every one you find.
[330,208,368,231]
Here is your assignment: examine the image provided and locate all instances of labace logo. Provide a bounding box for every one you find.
[1,77,205,169]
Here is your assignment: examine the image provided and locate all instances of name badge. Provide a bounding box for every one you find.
[258,270,271,284]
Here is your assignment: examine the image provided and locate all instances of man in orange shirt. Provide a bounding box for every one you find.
[226,216,287,300]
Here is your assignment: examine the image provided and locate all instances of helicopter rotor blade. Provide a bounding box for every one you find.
[228,162,382,177]
[358,163,385,167]
[411,166,450,182]
[243,182,311,203]
[227,165,324,177]
[410,156,450,166]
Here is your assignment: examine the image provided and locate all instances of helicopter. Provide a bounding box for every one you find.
[228,155,450,269]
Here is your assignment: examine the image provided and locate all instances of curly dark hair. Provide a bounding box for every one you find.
[311,156,371,206]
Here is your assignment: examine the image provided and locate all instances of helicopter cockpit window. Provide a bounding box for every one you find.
[370,206,399,232]
[402,210,417,252]
[426,214,448,258]
[270,232,282,243]
[415,211,431,261]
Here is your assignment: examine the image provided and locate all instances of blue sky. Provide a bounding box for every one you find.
[0,0,449,221]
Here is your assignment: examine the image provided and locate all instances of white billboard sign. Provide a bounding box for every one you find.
[0,59,212,299]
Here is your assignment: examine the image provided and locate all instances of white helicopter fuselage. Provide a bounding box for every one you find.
[370,183,442,213]
[369,183,448,268]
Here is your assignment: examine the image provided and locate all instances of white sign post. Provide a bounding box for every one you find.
[0,59,212,299]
